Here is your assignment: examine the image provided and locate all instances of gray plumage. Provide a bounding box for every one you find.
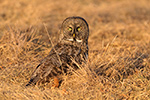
[26,16,89,86]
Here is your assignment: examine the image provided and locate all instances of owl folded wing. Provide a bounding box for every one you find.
[26,52,61,86]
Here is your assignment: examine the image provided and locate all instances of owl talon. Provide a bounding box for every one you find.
[52,77,60,88]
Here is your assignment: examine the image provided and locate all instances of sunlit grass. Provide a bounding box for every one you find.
[0,0,150,99]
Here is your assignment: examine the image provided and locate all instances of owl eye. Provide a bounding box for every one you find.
[68,27,72,32]
[77,27,81,31]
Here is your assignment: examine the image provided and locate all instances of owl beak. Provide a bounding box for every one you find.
[73,33,75,38]
[73,33,76,41]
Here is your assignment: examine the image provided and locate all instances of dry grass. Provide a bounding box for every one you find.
[0,0,150,99]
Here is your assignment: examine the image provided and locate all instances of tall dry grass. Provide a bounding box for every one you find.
[0,0,150,99]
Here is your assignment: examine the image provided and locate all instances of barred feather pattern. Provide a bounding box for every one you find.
[26,41,88,86]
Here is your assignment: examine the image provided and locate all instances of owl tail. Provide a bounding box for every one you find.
[26,75,40,86]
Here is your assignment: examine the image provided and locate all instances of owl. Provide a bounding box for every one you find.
[26,16,89,87]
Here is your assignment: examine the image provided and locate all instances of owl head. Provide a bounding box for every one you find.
[60,17,89,44]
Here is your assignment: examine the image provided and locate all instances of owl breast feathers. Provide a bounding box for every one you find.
[26,16,89,86]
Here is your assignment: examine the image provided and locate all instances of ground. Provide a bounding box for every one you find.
[0,0,150,99]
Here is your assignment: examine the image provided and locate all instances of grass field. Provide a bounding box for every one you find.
[0,0,150,99]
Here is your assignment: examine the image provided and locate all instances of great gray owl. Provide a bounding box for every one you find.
[26,16,89,87]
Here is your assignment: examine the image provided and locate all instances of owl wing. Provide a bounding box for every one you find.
[26,49,61,86]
